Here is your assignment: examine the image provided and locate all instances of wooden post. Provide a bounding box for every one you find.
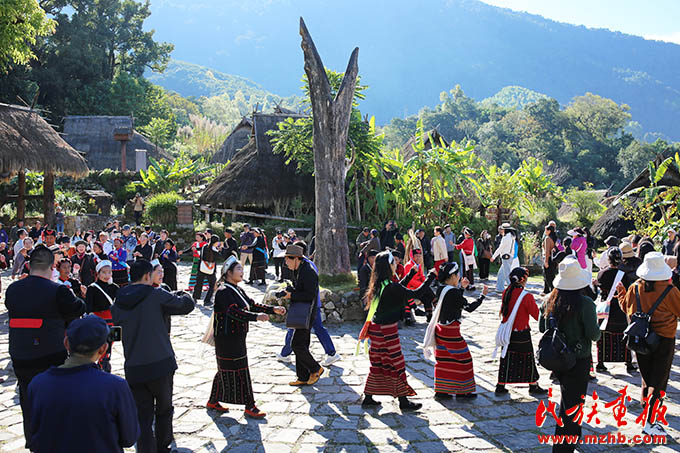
[17,171,26,220]
[121,141,127,171]
[43,171,55,227]
[299,17,357,277]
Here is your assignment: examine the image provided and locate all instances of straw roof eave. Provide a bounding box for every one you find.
[0,103,89,178]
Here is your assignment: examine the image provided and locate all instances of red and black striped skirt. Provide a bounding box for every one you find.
[364,322,416,398]
[434,322,476,394]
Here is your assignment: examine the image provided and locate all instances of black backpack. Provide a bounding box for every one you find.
[623,285,672,355]
[537,314,576,372]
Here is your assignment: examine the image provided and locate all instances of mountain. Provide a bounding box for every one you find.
[482,86,549,110]
[145,0,680,140]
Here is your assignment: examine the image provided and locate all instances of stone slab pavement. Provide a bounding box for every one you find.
[0,264,679,452]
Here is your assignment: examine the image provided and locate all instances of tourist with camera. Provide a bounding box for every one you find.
[26,315,139,452]
[112,260,195,453]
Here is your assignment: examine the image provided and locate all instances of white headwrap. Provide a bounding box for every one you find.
[150,259,160,268]
[222,255,238,276]
[95,260,112,273]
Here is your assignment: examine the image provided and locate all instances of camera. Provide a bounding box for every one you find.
[108,326,122,342]
[274,290,288,298]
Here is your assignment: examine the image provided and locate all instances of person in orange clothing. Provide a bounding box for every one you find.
[494,267,546,396]
[455,227,476,291]
[616,252,680,437]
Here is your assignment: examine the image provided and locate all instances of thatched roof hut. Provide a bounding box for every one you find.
[401,128,449,161]
[0,103,88,177]
[591,158,680,240]
[211,117,252,164]
[63,116,169,171]
[200,112,313,209]
[0,103,89,223]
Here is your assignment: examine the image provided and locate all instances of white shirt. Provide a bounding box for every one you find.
[103,240,114,255]
[13,239,24,258]
[492,233,514,261]
[272,237,287,258]
[431,235,448,261]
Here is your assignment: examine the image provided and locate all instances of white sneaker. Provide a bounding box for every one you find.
[321,353,341,367]
[276,353,293,363]
[642,422,666,436]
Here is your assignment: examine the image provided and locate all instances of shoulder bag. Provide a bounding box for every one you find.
[623,285,672,355]
[537,314,576,372]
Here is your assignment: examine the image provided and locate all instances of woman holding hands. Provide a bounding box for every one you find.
[207,256,286,418]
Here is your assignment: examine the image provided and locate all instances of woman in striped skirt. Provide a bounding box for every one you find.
[494,267,546,395]
[181,232,207,292]
[360,251,436,411]
[423,262,487,399]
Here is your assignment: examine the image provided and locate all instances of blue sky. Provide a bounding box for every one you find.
[479,0,680,44]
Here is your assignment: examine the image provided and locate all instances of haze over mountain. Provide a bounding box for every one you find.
[146,0,680,140]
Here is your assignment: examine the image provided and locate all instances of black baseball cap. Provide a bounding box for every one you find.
[66,315,110,354]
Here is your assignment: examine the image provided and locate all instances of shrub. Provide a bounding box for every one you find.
[145,192,181,226]
[55,190,85,215]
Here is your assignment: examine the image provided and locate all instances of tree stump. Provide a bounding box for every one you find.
[299,17,358,277]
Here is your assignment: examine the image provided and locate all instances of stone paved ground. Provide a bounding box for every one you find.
[1,263,679,452]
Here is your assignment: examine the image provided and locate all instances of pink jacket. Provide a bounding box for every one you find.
[571,236,588,269]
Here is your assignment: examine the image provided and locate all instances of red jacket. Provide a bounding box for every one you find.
[455,237,474,255]
[403,260,425,289]
[500,286,538,331]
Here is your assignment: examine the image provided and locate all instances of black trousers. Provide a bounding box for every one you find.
[13,352,67,449]
[292,310,321,381]
[273,257,285,279]
[193,271,216,303]
[463,263,475,286]
[478,258,490,280]
[447,250,456,262]
[553,357,591,453]
[163,264,177,291]
[129,372,174,453]
[544,262,557,294]
[637,336,675,423]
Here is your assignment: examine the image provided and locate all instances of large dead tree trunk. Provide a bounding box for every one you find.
[299,17,357,277]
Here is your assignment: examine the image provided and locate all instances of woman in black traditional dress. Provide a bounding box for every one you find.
[593,247,637,373]
[207,256,286,418]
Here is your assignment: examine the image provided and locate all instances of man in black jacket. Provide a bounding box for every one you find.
[5,244,85,449]
[112,260,195,453]
[283,245,324,386]
[222,228,239,259]
[358,250,378,300]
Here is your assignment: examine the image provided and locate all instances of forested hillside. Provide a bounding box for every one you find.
[143,0,680,141]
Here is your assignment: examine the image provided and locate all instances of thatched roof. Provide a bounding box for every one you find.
[401,128,449,161]
[200,112,313,208]
[63,116,169,171]
[591,158,680,240]
[211,117,253,164]
[0,103,89,177]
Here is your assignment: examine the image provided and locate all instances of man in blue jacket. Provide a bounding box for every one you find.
[27,315,139,452]
[112,260,195,453]
[5,244,85,449]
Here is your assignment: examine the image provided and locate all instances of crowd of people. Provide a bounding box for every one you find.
[3,214,680,452]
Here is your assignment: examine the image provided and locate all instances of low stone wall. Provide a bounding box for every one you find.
[264,287,364,323]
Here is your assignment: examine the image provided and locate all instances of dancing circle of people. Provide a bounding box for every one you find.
[4,218,680,452]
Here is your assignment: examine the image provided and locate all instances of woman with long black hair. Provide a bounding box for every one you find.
[207,256,286,418]
[193,235,221,306]
[539,257,600,452]
[593,247,636,373]
[495,267,545,396]
[360,251,436,411]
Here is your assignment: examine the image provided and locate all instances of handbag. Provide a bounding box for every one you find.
[286,300,315,329]
[623,285,672,355]
[492,290,528,358]
[201,311,215,347]
[537,314,576,372]
[482,249,492,260]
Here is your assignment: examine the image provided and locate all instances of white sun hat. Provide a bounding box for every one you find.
[553,256,591,291]
[636,251,672,282]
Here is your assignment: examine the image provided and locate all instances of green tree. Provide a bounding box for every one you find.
[0,0,54,70]
[565,183,606,226]
[139,117,173,151]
